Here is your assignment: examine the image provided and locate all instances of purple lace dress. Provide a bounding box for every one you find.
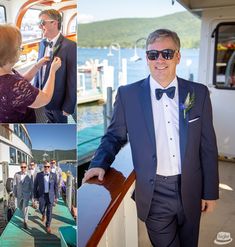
[0,69,39,123]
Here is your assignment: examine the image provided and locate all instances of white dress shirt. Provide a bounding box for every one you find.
[42,32,61,82]
[150,76,181,176]
[44,172,50,193]
[21,173,27,182]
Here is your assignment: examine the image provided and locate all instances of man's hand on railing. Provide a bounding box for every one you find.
[82,168,106,184]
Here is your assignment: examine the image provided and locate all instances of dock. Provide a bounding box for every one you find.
[78,124,104,166]
[0,198,76,247]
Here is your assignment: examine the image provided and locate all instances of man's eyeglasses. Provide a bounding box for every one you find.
[38,19,55,26]
[21,166,27,169]
[44,166,50,168]
[146,49,177,60]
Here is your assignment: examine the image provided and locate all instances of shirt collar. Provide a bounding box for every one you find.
[150,75,178,96]
[47,32,61,47]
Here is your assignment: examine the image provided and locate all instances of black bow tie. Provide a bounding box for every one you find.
[155,86,176,100]
[43,40,53,48]
[44,173,49,176]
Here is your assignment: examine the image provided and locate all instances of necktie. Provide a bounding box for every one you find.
[44,174,49,176]
[43,40,53,48]
[155,86,176,100]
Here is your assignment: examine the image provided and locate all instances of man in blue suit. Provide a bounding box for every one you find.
[34,9,76,123]
[83,29,219,246]
[34,161,58,234]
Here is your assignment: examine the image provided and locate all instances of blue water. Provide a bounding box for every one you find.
[78,48,199,130]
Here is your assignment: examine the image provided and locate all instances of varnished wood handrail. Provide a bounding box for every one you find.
[77,144,136,247]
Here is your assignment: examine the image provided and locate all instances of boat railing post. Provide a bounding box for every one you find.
[66,172,73,211]
[72,178,77,207]
[2,162,9,202]
[103,87,113,133]
[106,87,113,127]
[103,103,107,132]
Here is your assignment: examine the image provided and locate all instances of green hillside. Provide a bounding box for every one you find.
[78,11,201,48]
[32,149,76,163]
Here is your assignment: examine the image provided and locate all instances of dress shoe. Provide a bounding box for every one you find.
[24,222,28,229]
[41,214,46,223]
[46,226,51,234]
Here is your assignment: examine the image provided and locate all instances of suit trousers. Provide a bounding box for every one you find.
[39,193,53,227]
[45,109,67,123]
[145,175,200,247]
[17,198,29,222]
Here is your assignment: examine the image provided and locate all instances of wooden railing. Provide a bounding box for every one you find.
[77,144,137,247]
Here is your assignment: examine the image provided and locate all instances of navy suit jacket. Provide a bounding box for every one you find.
[90,76,219,222]
[34,34,76,114]
[34,171,59,203]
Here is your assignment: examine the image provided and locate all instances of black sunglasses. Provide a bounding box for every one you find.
[44,166,50,168]
[21,166,27,168]
[146,49,177,60]
[38,19,54,26]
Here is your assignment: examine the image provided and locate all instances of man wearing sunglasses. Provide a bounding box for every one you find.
[13,162,33,229]
[34,161,58,234]
[83,29,219,247]
[34,9,76,123]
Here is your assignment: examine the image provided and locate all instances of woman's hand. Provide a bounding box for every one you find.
[36,56,50,68]
[50,57,61,72]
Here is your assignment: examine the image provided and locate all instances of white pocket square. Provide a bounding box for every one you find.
[188,117,200,123]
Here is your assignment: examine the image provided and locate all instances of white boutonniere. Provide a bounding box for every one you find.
[180,92,195,119]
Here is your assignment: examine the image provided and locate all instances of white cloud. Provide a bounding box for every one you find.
[78,14,95,24]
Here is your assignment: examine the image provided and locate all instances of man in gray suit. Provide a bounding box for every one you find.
[13,162,33,229]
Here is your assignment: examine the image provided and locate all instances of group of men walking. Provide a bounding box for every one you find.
[13,160,62,233]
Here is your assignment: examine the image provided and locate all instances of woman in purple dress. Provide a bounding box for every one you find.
[0,24,61,123]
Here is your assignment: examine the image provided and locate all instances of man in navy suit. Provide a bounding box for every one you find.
[34,161,58,234]
[83,29,219,246]
[34,9,76,123]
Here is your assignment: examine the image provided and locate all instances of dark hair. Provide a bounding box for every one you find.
[39,9,62,30]
[146,29,181,50]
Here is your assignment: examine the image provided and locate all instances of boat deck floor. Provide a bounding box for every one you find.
[199,161,235,246]
[0,198,75,247]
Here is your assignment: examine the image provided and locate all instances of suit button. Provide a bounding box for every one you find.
[152,155,156,162]
[149,179,154,185]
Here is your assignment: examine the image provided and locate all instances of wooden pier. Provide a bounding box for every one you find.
[0,198,76,247]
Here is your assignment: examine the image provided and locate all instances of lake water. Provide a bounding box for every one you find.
[78,47,199,131]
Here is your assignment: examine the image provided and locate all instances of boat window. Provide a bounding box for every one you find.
[21,8,42,42]
[68,15,76,34]
[14,124,19,135]
[9,147,16,164]
[0,5,6,23]
[17,150,22,163]
[214,22,235,89]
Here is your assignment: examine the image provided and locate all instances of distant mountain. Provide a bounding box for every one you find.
[78,11,201,48]
[32,149,76,163]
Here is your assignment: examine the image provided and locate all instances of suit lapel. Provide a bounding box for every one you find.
[39,41,46,89]
[43,34,64,85]
[140,77,156,152]
[178,77,190,165]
